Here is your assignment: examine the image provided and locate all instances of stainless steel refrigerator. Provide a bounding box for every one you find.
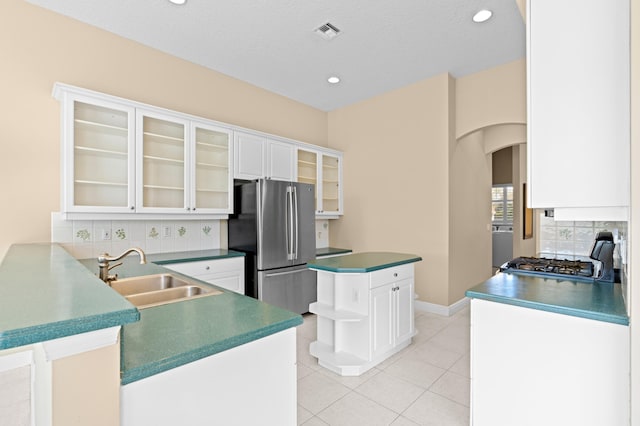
[228,179,316,314]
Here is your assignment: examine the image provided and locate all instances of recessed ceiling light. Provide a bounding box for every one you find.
[473,9,493,23]
[169,0,186,5]
[327,76,340,84]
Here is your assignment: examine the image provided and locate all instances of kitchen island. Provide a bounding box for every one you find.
[307,252,422,376]
[466,273,629,426]
[0,244,302,425]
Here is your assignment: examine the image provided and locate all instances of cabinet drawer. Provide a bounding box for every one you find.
[369,263,414,289]
[164,257,244,277]
[198,273,244,294]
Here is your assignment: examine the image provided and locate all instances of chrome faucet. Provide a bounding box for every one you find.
[97,247,147,284]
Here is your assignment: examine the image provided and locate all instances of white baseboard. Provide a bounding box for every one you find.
[414,297,469,317]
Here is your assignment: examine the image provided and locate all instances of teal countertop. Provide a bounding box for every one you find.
[78,251,302,385]
[147,249,245,265]
[0,244,300,384]
[308,252,422,273]
[465,273,629,325]
[0,244,139,350]
[315,247,352,258]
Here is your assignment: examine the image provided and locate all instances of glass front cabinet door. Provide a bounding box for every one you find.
[190,122,232,213]
[136,110,189,213]
[321,153,341,215]
[297,148,342,216]
[297,149,318,211]
[62,94,136,213]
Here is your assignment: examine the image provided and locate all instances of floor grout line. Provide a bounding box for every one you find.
[297,308,471,425]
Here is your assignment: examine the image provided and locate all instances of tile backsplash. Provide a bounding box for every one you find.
[315,219,329,248]
[51,212,221,259]
[538,214,627,262]
[52,213,332,258]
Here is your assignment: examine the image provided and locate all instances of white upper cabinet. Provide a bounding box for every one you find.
[190,122,233,213]
[136,113,233,215]
[233,131,265,180]
[55,84,341,219]
[55,84,233,218]
[527,0,630,213]
[265,139,296,181]
[297,148,343,216]
[234,132,296,182]
[136,110,189,213]
[58,91,136,213]
[320,152,342,216]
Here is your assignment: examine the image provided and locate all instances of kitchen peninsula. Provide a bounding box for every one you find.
[0,243,302,425]
[466,273,629,426]
[307,252,422,376]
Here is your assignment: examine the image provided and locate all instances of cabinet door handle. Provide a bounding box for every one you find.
[393,273,398,277]
[130,206,135,210]
[205,266,210,271]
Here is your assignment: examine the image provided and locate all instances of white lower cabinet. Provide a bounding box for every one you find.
[470,299,629,426]
[121,328,297,426]
[163,256,245,294]
[310,263,416,376]
[371,278,413,360]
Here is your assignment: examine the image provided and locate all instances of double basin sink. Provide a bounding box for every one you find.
[110,273,222,309]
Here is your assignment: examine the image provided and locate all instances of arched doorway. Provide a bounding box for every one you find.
[453,123,534,278]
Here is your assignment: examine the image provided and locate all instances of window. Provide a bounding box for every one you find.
[492,185,513,224]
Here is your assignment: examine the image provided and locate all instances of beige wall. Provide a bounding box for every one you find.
[328,74,453,305]
[456,59,527,139]
[328,59,526,306]
[52,343,120,425]
[449,130,492,303]
[0,0,328,259]
[482,123,527,154]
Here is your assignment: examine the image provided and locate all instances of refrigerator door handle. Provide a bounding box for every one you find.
[293,186,299,260]
[286,186,295,260]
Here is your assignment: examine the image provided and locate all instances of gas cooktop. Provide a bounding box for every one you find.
[502,256,595,281]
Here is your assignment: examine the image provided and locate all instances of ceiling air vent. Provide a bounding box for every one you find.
[315,22,341,40]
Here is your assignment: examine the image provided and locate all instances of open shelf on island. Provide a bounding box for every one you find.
[309,303,366,322]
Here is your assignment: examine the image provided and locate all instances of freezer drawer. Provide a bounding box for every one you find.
[258,265,316,314]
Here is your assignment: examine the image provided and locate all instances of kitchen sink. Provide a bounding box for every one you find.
[110,273,222,309]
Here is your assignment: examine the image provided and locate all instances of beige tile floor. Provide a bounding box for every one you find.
[296,306,471,426]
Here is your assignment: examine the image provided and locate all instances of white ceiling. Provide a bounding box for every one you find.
[27,0,525,112]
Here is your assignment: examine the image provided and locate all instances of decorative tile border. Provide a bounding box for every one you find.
[51,213,222,258]
[51,213,332,259]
